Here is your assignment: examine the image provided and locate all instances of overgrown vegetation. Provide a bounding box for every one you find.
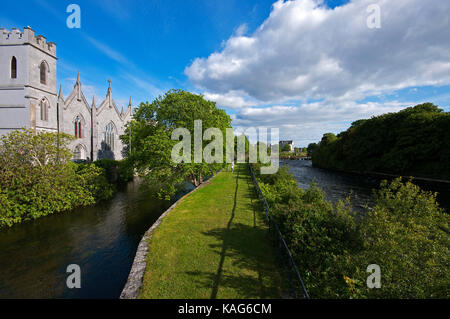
[0,129,117,228]
[93,158,134,184]
[253,163,449,298]
[310,103,450,180]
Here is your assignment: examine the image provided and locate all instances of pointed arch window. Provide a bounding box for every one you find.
[40,61,47,85]
[11,56,17,79]
[74,116,82,138]
[73,145,81,160]
[105,122,115,151]
[40,98,48,121]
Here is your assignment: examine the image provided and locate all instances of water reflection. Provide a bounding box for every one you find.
[282,160,449,213]
[0,165,446,299]
[0,179,172,299]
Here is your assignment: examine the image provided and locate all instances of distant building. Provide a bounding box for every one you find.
[0,27,132,161]
[279,140,294,152]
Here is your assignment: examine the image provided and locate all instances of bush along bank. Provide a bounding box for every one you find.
[252,162,449,298]
[92,158,134,185]
[309,103,450,181]
[0,129,130,228]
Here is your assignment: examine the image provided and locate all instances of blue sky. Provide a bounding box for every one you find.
[1,0,449,146]
[1,0,278,104]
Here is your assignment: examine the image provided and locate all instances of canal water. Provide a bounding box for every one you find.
[0,180,184,299]
[0,163,447,299]
[282,160,450,213]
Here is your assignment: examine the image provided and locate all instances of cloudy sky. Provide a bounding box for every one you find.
[2,0,450,146]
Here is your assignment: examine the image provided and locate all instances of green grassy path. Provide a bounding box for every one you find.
[138,164,282,299]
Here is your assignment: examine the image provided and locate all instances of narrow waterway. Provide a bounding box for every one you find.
[0,180,186,299]
[282,160,450,213]
[0,163,447,299]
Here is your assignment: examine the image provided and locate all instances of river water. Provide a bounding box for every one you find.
[0,163,447,299]
[282,160,450,213]
[0,180,177,299]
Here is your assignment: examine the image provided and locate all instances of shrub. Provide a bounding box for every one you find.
[255,164,360,297]
[93,158,134,184]
[93,158,119,182]
[73,162,115,201]
[312,103,450,180]
[341,178,449,298]
[118,158,134,183]
[253,164,449,298]
[0,129,115,228]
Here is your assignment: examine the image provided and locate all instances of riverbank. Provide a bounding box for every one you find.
[136,164,282,299]
[311,162,450,185]
[310,104,450,182]
[254,161,449,298]
[282,160,450,213]
[0,179,171,298]
[279,152,309,160]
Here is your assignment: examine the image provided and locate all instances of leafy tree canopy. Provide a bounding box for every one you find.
[122,90,232,198]
[0,129,113,227]
[312,103,450,180]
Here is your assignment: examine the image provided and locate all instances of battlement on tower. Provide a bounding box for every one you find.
[0,27,56,57]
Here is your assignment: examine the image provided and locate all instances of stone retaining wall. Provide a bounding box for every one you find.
[119,176,216,299]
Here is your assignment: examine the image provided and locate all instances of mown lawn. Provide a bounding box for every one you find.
[138,164,283,299]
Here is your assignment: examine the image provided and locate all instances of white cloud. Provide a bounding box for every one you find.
[203,90,257,109]
[185,0,450,144]
[185,0,450,104]
[232,99,409,146]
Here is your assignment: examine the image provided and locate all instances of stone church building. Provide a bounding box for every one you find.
[0,26,132,161]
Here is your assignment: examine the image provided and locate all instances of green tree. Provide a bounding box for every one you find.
[307,143,318,156]
[342,178,449,298]
[311,103,450,180]
[0,129,113,227]
[281,143,292,152]
[123,90,232,198]
[253,164,449,298]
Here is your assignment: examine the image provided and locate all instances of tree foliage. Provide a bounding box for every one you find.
[307,143,318,157]
[281,144,292,152]
[93,158,134,184]
[346,178,449,298]
[253,163,449,298]
[0,129,114,227]
[311,103,450,180]
[122,90,232,198]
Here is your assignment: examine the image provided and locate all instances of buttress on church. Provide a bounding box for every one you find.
[0,26,132,161]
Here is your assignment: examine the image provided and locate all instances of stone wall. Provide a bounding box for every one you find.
[119,178,216,299]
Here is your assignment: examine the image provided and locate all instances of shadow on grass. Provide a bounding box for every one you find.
[209,164,240,298]
[186,165,281,298]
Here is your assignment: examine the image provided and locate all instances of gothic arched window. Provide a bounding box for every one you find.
[74,116,82,138]
[105,122,114,151]
[73,145,81,160]
[40,61,47,85]
[40,98,48,121]
[11,56,17,79]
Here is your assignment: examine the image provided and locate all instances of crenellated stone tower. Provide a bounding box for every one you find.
[0,27,132,161]
[0,26,57,136]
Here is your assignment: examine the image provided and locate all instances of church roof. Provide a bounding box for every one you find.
[63,71,91,114]
[63,73,132,122]
[96,78,130,121]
